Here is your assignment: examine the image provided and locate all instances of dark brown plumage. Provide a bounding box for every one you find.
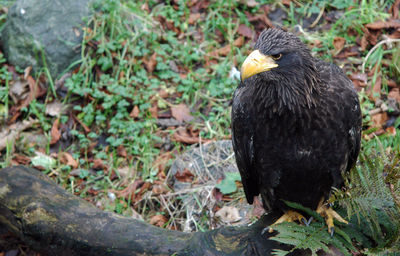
[231,29,362,218]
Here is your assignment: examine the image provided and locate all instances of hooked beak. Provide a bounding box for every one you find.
[241,50,278,80]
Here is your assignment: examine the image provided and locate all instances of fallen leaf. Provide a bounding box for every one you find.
[174,168,195,182]
[114,179,144,202]
[12,154,31,165]
[188,13,201,24]
[59,152,78,169]
[50,118,61,145]
[244,0,258,7]
[149,214,168,227]
[366,20,400,30]
[370,112,388,129]
[388,88,400,102]
[333,37,346,54]
[0,118,37,151]
[386,126,397,135]
[130,105,140,118]
[151,184,170,195]
[153,152,173,174]
[45,101,65,117]
[9,79,29,103]
[170,103,193,122]
[92,158,106,170]
[238,24,253,38]
[117,145,127,157]
[392,0,400,19]
[215,206,241,223]
[143,52,157,73]
[31,152,56,170]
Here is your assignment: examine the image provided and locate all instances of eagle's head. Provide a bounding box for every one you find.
[241,28,321,110]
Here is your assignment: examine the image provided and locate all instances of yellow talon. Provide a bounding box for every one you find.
[267,210,307,233]
[316,198,348,236]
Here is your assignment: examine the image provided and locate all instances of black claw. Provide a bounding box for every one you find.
[306,217,313,226]
[261,227,269,235]
[329,227,335,237]
[301,218,308,226]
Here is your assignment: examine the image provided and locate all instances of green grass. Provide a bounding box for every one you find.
[0,0,399,253]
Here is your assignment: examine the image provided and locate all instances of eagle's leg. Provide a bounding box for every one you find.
[316,198,348,236]
[263,210,307,234]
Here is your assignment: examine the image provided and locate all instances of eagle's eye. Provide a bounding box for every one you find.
[271,53,282,60]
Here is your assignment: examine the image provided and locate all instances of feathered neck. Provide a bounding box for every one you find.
[250,64,323,116]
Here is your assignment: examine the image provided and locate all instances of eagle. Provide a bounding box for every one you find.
[231,28,362,235]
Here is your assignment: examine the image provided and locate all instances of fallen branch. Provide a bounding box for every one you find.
[0,165,306,256]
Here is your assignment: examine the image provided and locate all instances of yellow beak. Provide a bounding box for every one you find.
[241,50,278,80]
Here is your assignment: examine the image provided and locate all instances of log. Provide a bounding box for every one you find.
[0,165,305,256]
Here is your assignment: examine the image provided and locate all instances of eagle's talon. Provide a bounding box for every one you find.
[306,216,313,226]
[317,199,348,235]
[261,226,271,235]
[329,227,335,237]
[301,217,308,226]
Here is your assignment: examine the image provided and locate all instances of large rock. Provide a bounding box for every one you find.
[1,0,93,78]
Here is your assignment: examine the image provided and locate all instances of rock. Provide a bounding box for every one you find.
[1,0,93,78]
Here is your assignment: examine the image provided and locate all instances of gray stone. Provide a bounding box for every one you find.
[1,0,93,78]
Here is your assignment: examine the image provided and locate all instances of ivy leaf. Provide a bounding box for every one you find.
[215,172,241,194]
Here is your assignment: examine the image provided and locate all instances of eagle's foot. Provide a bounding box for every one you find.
[316,200,348,236]
[262,210,307,234]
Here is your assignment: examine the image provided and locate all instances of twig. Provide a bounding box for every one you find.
[309,4,325,28]
[362,38,400,72]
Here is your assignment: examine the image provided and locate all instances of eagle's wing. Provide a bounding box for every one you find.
[320,61,362,174]
[231,83,259,204]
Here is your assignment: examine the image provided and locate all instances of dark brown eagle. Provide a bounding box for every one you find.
[231,28,362,234]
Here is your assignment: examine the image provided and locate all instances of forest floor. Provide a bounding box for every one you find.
[0,0,399,255]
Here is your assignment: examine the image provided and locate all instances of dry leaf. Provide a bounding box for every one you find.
[149,214,168,227]
[0,119,37,151]
[114,179,144,202]
[370,112,388,129]
[170,103,193,122]
[130,105,140,118]
[92,158,105,170]
[215,206,241,223]
[9,79,29,103]
[143,52,157,73]
[50,118,61,145]
[188,13,201,25]
[333,37,346,54]
[12,154,31,165]
[45,101,65,117]
[117,145,127,157]
[388,88,400,102]
[151,184,170,195]
[238,24,253,38]
[366,20,400,30]
[59,152,78,169]
[174,168,195,182]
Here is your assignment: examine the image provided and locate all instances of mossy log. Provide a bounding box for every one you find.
[0,165,307,256]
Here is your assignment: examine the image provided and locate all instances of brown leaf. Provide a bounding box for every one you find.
[149,214,168,227]
[188,13,201,25]
[172,129,199,144]
[238,24,253,38]
[174,168,195,182]
[143,52,157,73]
[366,20,400,30]
[117,145,127,158]
[114,179,144,202]
[13,154,31,165]
[151,184,170,195]
[153,152,173,174]
[130,105,140,118]
[170,103,193,122]
[59,152,78,169]
[388,88,400,102]
[245,0,258,7]
[92,158,105,170]
[50,118,61,145]
[370,112,388,129]
[392,0,400,19]
[333,37,346,54]
[149,105,158,118]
